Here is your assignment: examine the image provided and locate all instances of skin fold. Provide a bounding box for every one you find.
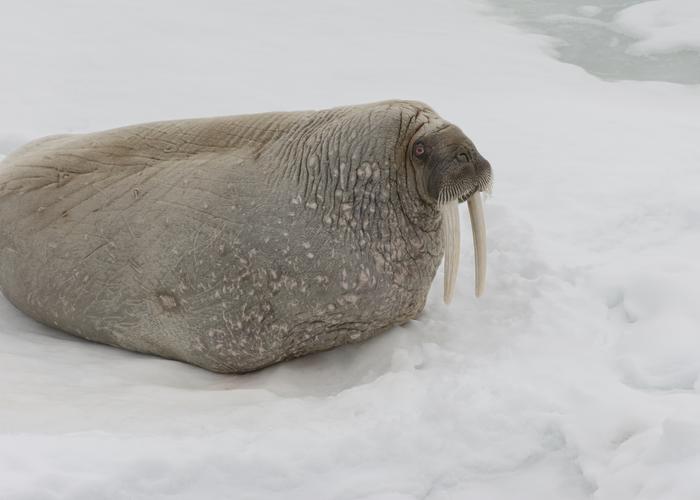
[0,100,491,373]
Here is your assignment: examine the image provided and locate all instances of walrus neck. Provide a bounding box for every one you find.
[262,111,438,249]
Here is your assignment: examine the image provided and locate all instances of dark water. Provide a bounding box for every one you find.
[487,0,700,84]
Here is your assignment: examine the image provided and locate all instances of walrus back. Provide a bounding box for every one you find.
[0,113,311,369]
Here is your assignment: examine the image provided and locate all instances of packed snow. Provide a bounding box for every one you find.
[1,1,699,499]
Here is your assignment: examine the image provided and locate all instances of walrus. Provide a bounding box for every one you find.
[0,100,492,373]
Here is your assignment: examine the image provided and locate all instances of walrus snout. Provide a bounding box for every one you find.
[413,123,490,204]
[425,149,491,203]
[474,153,492,187]
[458,153,493,202]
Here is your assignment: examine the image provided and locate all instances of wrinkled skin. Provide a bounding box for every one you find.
[0,100,491,373]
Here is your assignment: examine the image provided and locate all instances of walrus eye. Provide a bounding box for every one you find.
[414,143,425,157]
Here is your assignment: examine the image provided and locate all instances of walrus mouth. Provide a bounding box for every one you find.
[440,191,487,303]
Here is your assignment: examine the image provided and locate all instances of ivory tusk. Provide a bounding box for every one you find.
[441,200,460,304]
[467,192,487,297]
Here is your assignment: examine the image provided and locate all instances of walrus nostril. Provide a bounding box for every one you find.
[457,153,468,163]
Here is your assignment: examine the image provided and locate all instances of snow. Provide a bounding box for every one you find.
[1,1,700,499]
[614,0,700,55]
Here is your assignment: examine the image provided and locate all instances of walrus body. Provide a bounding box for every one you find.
[0,101,491,373]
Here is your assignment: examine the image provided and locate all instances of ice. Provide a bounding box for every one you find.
[1,1,700,499]
[577,6,604,17]
[487,0,700,83]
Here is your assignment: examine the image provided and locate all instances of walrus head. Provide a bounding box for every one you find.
[408,121,493,303]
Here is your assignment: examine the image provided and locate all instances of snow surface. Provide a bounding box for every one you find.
[614,0,700,55]
[1,1,700,499]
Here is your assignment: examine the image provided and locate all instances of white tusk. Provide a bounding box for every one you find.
[441,200,460,304]
[467,192,487,297]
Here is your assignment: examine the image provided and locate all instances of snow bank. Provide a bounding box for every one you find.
[615,0,700,55]
[1,1,700,499]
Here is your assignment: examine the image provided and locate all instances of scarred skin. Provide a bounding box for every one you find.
[0,100,491,373]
